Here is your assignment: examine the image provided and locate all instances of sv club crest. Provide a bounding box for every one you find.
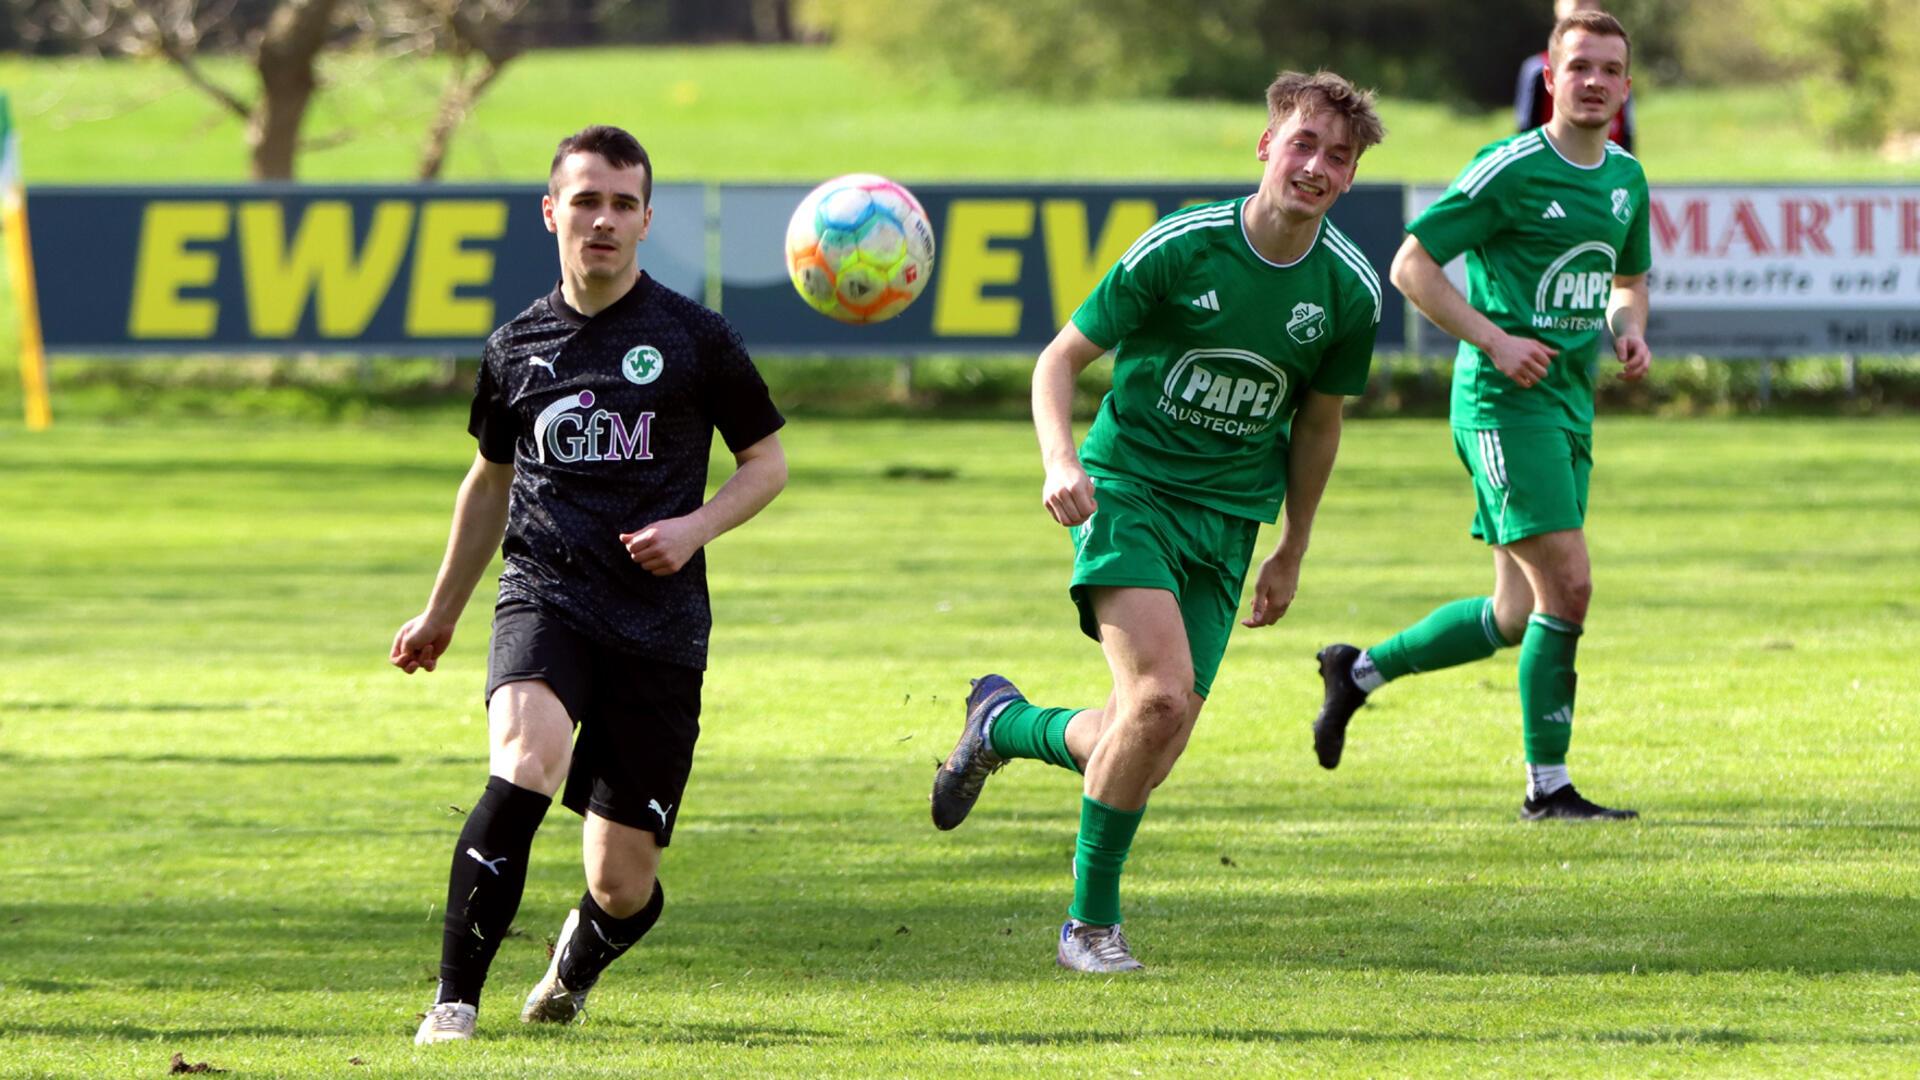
[1611,188,1632,224]
[1286,301,1328,345]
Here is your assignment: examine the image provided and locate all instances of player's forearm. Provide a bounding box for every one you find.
[423,465,511,622]
[1274,400,1343,562]
[1390,240,1505,353]
[1608,276,1649,339]
[687,438,788,546]
[1032,346,1084,468]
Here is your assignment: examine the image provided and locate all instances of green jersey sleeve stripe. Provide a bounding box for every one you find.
[1323,229,1383,324]
[1115,203,1237,268]
[1464,141,1545,198]
[1455,130,1540,193]
[1120,213,1237,271]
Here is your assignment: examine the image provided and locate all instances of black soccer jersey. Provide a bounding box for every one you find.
[468,273,785,668]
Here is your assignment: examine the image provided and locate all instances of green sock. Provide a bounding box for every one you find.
[1519,613,1582,765]
[1367,597,1514,682]
[987,701,1082,774]
[1068,796,1145,927]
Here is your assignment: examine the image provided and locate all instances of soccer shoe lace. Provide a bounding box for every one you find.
[1057,919,1145,973]
[414,1001,477,1045]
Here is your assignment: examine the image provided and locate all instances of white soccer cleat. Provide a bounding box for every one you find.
[1056,919,1145,973]
[521,907,591,1025]
[413,1001,477,1044]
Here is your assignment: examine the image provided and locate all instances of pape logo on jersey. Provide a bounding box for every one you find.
[532,390,656,464]
[622,345,665,386]
[1531,241,1617,333]
[1156,348,1289,438]
[1611,188,1632,224]
[1286,302,1327,345]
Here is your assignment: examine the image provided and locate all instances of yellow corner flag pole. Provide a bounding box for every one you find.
[1,92,52,431]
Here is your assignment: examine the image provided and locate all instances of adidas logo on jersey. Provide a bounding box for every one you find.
[1542,201,1567,220]
[1190,290,1220,312]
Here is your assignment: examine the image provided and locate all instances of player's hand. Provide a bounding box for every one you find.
[1042,460,1098,527]
[1615,334,1651,381]
[391,614,456,674]
[1486,332,1556,389]
[1241,552,1302,628]
[622,516,708,576]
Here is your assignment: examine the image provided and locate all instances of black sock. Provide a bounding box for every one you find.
[557,880,664,993]
[435,776,551,1006]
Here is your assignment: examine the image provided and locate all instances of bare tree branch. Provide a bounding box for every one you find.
[412,0,528,180]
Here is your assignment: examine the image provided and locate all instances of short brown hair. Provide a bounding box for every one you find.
[1549,10,1632,70]
[549,125,653,206]
[1265,71,1386,156]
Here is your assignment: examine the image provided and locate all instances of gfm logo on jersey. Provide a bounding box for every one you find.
[1286,301,1328,345]
[1156,348,1289,437]
[532,390,655,464]
[1531,241,1616,332]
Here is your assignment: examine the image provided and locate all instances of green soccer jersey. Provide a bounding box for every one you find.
[1069,197,1380,523]
[1408,128,1652,433]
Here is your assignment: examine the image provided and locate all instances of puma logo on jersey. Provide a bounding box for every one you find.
[1542,201,1567,220]
[527,355,556,374]
[648,798,674,825]
[1189,290,1220,312]
[465,848,508,876]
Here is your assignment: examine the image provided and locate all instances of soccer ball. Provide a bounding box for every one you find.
[785,174,936,324]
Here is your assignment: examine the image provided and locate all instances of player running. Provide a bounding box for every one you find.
[392,125,787,1043]
[930,71,1387,973]
[1312,11,1651,820]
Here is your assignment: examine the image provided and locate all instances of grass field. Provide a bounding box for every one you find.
[1,46,1912,184]
[2,413,1916,1077]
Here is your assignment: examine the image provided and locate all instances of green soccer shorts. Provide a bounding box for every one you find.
[1453,426,1593,546]
[1066,476,1260,699]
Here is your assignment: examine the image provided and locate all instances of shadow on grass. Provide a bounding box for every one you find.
[5,880,1919,989]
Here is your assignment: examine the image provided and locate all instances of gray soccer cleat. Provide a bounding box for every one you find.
[930,674,1022,830]
[413,1001,477,1045]
[521,907,592,1025]
[1056,919,1145,973]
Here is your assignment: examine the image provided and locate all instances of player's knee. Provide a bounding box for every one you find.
[587,868,659,919]
[1127,686,1191,750]
[1553,573,1593,622]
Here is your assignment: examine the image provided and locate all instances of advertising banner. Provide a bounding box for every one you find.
[27,184,706,353]
[1409,184,1920,357]
[719,183,1407,352]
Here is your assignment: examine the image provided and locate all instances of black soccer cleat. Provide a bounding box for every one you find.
[929,675,1022,831]
[1520,784,1639,821]
[1312,644,1369,770]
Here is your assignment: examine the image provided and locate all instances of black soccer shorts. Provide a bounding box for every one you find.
[485,599,702,844]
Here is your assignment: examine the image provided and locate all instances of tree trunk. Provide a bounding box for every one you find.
[248,0,339,180]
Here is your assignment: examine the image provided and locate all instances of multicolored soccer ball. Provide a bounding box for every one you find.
[785,174,936,324]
